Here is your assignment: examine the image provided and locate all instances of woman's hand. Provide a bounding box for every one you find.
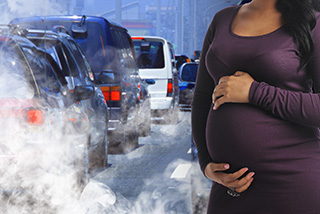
[204,162,255,193]
[212,71,254,110]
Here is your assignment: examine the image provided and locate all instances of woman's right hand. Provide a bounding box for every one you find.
[204,162,255,193]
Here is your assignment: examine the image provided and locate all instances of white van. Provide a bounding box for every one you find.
[132,36,179,123]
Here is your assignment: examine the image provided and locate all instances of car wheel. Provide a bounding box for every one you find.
[108,128,126,154]
[164,107,179,124]
[138,121,151,137]
[98,135,108,167]
[123,118,139,153]
[77,137,90,193]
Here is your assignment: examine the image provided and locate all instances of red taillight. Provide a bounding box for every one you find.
[132,37,145,40]
[26,109,44,125]
[101,86,121,101]
[111,90,121,101]
[167,79,173,95]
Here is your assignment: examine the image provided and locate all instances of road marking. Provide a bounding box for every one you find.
[187,148,191,154]
[170,163,192,179]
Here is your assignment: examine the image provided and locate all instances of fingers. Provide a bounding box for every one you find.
[213,166,255,193]
[212,163,230,172]
[233,71,246,76]
[235,176,254,193]
[213,96,227,110]
[227,171,255,193]
[205,162,255,193]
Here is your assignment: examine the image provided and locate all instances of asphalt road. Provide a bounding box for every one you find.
[83,111,210,214]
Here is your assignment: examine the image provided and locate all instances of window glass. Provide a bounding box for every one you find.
[60,44,80,77]
[0,43,34,98]
[133,41,165,69]
[22,47,61,94]
[68,39,95,81]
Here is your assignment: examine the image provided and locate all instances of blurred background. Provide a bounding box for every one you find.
[0,0,241,58]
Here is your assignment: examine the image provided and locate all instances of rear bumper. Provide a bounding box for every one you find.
[150,97,173,110]
[107,107,121,131]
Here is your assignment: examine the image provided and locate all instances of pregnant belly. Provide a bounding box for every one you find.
[206,103,317,173]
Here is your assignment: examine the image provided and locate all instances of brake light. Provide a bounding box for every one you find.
[167,79,173,96]
[101,86,121,101]
[132,37,145,40]
[26,109,44,125]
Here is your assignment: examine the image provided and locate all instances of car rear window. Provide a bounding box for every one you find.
[133,41,165,69]
[0,42,34,98]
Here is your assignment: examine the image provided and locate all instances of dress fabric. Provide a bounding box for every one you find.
[191,5,320,214]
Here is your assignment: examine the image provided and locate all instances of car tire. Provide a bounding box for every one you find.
[77,136,90,193]
[123,117,139,153]
[164,106,179,124]
[138,122,151,137]
[98,135,108,167]
[108,128,126,154]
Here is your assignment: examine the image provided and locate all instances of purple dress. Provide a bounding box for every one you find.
[192,5,320,214]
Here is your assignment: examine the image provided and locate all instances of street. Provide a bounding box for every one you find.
[82,111,210,214]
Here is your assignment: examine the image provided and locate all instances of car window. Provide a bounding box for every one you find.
[67,39,95,81]
[22,47,62,94]
[76,22,110,75]
[133,41,165,69]
[60,44,80,77]
[0,42,35,98]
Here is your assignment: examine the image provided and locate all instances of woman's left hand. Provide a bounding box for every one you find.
[212,71,254,110]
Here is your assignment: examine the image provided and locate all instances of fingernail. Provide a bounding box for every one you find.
[250,172,255,177]
[224,164,229,169]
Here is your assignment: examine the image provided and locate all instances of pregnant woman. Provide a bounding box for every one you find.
[192,0,320,213]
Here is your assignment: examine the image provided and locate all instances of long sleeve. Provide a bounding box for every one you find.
[249,81,320,128]
[191,18,217,173]
[248,16,320,131]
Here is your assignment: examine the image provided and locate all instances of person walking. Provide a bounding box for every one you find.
[192,0,320,213]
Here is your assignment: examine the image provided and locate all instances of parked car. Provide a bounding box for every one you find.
[22,28,109,169]
[175,54,191,71]
[11,15,141,153]
[178,62,198,110]
[132,36,180,124]
[0,25,94,195]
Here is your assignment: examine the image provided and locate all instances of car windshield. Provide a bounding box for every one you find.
[0,41,34,98]
[133,41,165,69]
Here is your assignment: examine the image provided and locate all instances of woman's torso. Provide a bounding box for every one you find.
[205,6,320,209]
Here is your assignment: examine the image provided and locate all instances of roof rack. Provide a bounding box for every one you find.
[0,24,28,36]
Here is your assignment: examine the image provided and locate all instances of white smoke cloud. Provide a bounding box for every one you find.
[0,0,64,24]
[0,0,204,213]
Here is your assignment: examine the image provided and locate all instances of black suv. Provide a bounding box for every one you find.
[22,28,109,169]
[11,15,141,153]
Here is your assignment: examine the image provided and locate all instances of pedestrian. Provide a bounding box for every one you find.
[191,0,320,213]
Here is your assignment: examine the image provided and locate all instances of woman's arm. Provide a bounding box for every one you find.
[249,81,320,128]
[193,9,255,193]
[191,17,216,173]
[212,16,320,128]
[212,71,320,128]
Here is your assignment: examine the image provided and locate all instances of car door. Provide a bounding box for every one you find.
[133,38,168,99]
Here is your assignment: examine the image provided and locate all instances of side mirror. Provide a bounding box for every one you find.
[99,70,119,84]
[71,16,88,39]
[145,79,155,85]
[72,85,95,102]
[180,63,199,83]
